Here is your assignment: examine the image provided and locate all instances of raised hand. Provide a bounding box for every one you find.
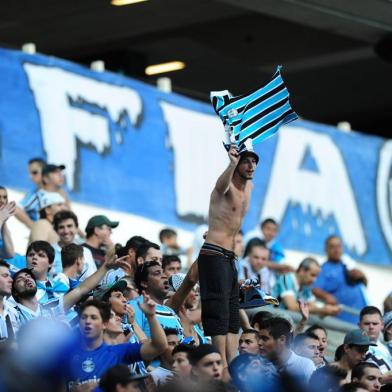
[228,144,240,165]
[298,299,309,322]
[138,292,156,318]
[126,304,136,324]
[104,254,130,270]
[0,201,16,225]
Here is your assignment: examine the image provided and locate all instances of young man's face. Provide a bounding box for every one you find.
[95,224,112,245]
[184,287,199,309]
[236,155,257,180]
[28,162,43,186]
[44,169,64,187]
[166,333,180,353]
[344,345,368,367]
[57,218,78,245]
[0,266,12,297]
[144,265,169,299]
[298,263,321,286]
[108,290,127,316]
[261,222,278,242]
[145,247,163,264]
[239,332,260,355]
[297,337,321,365]
[106,310,123,334]
[193,353,223,381]
[258,329,279,360]
[163,261,181,277]
[312,328,328,357]
[355,366,382,392]
[80,305,106,341]
[27,248,51,280]
[13,272,37,298]
[326,237,343,261]
[0,189,8,208]
[359,314,384,342]
[172,352,192,376]
[163,235,178,248]
[248,246,269,272]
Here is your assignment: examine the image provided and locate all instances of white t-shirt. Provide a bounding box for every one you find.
[14,296,66,325]
[0,299,21,339]
[52,242,97,280]
[278,350,316,384]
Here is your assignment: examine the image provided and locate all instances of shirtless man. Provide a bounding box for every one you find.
[198,144,258,367]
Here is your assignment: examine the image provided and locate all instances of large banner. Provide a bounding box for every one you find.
[0,49,391,266]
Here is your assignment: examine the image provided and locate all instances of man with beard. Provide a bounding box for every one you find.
[11,254,129,324]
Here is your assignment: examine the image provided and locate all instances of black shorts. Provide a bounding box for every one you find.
[198,242,240,336]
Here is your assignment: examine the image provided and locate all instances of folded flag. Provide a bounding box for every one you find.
[210,66,298,153]
[239,278,279,308]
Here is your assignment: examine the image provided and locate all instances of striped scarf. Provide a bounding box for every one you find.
[210,66,298,153]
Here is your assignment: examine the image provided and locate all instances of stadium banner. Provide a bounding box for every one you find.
[0,48,391,265]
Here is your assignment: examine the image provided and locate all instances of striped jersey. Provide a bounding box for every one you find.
[14,296,66,325]
[211,66,297,152]
[128,296,184,341]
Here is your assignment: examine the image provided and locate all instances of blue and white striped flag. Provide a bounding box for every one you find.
[210,66,298,153]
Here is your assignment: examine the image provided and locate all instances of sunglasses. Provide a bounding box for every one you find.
[139,260,158,274]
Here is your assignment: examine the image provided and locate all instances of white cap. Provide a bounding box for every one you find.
[168,273,186,292]
[39,191,65,210]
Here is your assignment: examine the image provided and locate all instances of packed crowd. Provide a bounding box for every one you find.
[0,156,391,392]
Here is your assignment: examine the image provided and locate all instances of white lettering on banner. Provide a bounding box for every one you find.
[23,63,142,191]
[261,126,366,255]
[160,101,227,220]
[377,140,392,253]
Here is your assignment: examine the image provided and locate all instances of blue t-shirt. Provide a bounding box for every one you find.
[19,188,41,221]
[269,241,285,262]
[312,260,367,324]
[128,296,184,340]
[64,342,142,390]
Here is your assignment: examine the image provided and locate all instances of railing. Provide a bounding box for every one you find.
[246,306,358,359]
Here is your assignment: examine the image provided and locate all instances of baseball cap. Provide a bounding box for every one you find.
[85,215,119,232]
[239,150,259,164]
[38,191,65,210]
[42,164,65,177]
[344,329,377,346]
[168,273,186,292]
[93,280,128,302]
[384,311,392,330]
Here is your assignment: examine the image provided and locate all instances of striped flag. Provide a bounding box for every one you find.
[210,66,298,152]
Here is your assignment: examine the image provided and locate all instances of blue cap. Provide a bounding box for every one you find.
[344,329,376,346]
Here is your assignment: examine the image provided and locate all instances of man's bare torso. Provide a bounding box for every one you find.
[206,181,253,251]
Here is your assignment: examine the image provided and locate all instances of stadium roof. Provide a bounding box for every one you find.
[1,0,392,137]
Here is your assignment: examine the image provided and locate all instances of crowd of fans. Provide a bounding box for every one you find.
[0,158,391,392]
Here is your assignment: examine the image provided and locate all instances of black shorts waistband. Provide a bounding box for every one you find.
[200,242,236,260]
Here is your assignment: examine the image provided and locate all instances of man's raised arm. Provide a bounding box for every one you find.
[63,254,129,311]
[214,145,239,194]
